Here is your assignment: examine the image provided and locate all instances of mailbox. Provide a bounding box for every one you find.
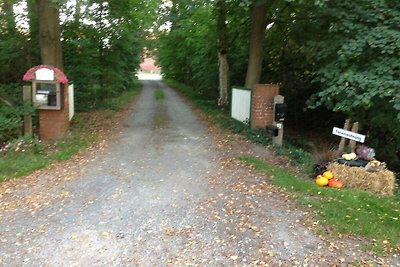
[32,81,64,110]
[274,103,288,122]
[23,65,70,140]
[266,124,279,137]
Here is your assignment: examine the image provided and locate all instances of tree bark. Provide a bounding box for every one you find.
[2,0,16,35]
[27,0,40,66]
[218,53,229,107]
[244,0,275,89]
[37,0,63,70]
[74,0,82,23]
[216,0,229,107]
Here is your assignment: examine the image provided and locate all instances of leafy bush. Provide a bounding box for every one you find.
[0,104,23,144]
[156,2,218,92]
[275,144,314,171]
[0,135,44,157]
[306,0,400,172]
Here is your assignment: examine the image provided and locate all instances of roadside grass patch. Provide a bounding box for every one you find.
[98,85,141,111]
[274,143,315,174]
[0,153,50,180]
[0,83,141,182]
[239,155,400,253]
[155,89,165,101]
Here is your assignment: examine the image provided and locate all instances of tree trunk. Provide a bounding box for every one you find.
[37,0,63,70]
[244,0,275,89]
[98,2,106,90]
[218,53,229,107]
[74,0,82,23]
[216,0,229,107]
[27,0,40,66]
[2,0,16,35]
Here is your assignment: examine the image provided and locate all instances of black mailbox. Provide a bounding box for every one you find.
[275,103,288,122]
[266,124,279,137]
[32,81,64,110]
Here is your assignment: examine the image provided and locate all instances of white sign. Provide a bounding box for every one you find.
[332,127,365,143]
[69,84,74,121]
[36,68,54,81]
[231,87,251,123]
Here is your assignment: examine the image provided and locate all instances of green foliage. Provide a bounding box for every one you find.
[307,1,400,116]
[61,0,158,111]
[240,155,400,252]
[0,83,36,144]
[245,128,270,144]
[275,143,314,170]
[97,82,141,110]
[0,135,44,157]
[155,0,219,92]
[0,132,90,182]
[0,104,23,143]
[305,0,400,172]
[0,136,48,181]
[0,153,50,182]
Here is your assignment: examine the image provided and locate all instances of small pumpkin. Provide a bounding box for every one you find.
[342,152,357,161]
[322,170,334,180]
[328,178,343,188]
[316,175,329,187]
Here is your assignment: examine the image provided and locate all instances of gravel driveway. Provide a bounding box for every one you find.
[0,79,398,266]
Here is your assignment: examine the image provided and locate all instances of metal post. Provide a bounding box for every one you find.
[272,95,284,147]
[23,86,33,136]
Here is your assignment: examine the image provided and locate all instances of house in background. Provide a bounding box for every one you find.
[139,56,161,73]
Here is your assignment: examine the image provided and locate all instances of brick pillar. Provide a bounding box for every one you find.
[251,84,279,129]
[39,85,69,140]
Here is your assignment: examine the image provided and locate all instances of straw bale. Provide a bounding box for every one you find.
[327,162,396,196]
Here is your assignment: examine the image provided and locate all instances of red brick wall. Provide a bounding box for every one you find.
[39,85,69,140]
[251,84,280,129]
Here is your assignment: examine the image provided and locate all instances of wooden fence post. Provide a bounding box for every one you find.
[338,119,350,153]
[349,122,359,152]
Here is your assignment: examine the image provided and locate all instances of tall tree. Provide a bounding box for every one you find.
[2,0,17,35]
[155,0,218,90]
[216,0,229,107]
[74,0,82,23]
[27,0,40,67]
[37,0,63,70]
[244,0,275,88]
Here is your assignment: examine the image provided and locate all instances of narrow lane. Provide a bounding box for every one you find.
[0,80,394,266]
[0,80,218,266]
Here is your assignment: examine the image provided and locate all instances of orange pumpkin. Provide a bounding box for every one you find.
[328,178,343,188]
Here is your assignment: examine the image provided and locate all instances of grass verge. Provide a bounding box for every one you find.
[239,155,400,253]
[0,83,141,182]
[155,89,165,101]
[166,80,399,253]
